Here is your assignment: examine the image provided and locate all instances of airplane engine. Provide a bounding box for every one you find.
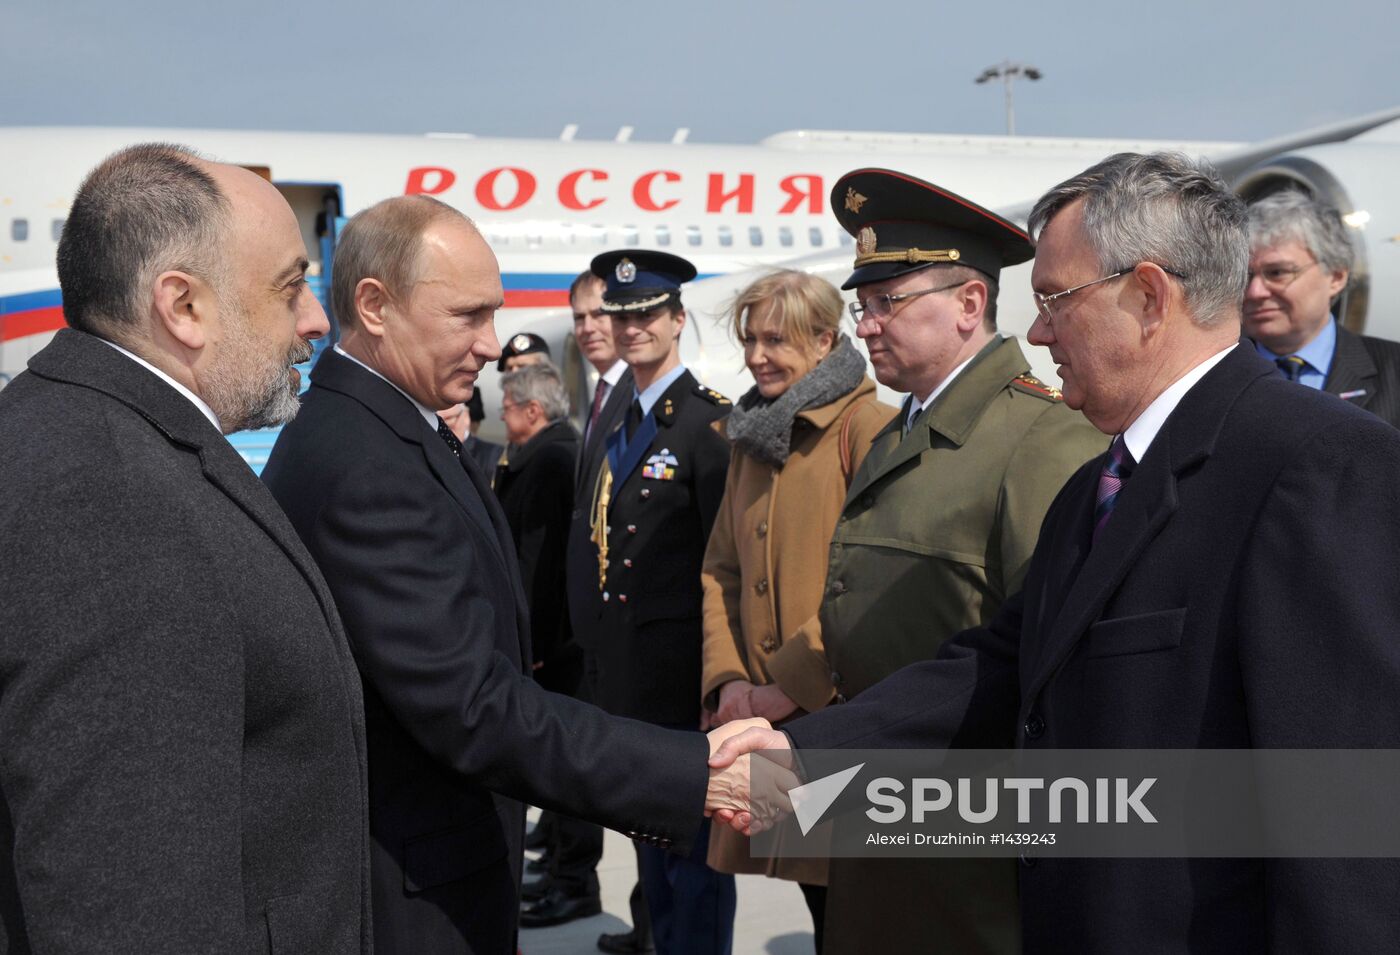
[1234,130,1400,342]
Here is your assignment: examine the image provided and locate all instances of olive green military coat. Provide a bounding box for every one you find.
[817,336,1106,955]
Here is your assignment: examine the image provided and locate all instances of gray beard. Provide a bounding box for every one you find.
[203,306,313,434]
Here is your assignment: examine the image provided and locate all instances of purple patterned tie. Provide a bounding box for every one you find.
[1092,436,1134,545]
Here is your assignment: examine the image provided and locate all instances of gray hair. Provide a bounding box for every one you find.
[1027,152,1248,328]
[500,361,570,422]
[1247,191,1354,274]
[56,143,231,339]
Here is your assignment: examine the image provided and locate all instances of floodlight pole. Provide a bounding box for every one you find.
[975,61,1042,136]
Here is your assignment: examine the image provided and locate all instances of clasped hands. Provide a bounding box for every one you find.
[702,717,799,836]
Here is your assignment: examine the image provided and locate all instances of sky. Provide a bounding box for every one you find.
[2,0,1395,146]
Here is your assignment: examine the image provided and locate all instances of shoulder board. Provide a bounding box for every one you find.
[693,384,732,406]
[1010,373,1063,402]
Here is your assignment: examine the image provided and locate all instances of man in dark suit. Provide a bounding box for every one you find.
[1244,190,1400,426]
[584,250,736,955]
[490,361,597,928]
[262,197,756,955]
[563,269,654,953]
[713,153,1400,952]
[0,144,371,952]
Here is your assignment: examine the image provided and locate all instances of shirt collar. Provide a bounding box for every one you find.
[1121,344,1236,463]
[1251,316,1336,377]
[601,358,627,386]
[913,345,986,413]
[633,363,688,416]
[97,338,222,432]
[334,344,442,432]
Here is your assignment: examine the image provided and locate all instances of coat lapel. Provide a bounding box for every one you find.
[578,368,634,493]
[1022,344,1275,702]
[28,330,350,642]
[1324,326,1378,409]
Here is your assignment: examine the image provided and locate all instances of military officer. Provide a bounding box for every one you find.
[807,169,1107,955]
[584,249,736,955]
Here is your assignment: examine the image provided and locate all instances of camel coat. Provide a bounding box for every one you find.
[700,375,894,880]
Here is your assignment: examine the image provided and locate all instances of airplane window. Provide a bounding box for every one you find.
[718,226,733,248]
[590,224,608,245]
[748,226,763,247]
[809,227,824,247]
[779,227,793,248]
[51,218,66,242]
[838,231,853,247]
[11,218,28,242]
[623,226,639,245]
[686,225,702,247]
[527,233,542,249]
[655,225,672,247]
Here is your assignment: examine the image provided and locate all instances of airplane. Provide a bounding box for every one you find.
[3,111,1397,468]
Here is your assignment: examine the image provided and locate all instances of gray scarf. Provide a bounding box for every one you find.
[726,335,867,468]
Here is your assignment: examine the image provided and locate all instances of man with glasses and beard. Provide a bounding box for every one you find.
[778,169,1103,954]
[0,144,371,952]
[1242,190,1400,426]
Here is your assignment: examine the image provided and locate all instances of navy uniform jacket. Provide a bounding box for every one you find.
[0,330,371,954]
[263,350,706,955]
[587,369,731,726]
[1324,325,1400,428]
[782,344,1400,953]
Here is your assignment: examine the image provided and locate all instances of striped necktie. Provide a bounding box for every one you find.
[1092,436,1135,545]
[1276,355,1307,381]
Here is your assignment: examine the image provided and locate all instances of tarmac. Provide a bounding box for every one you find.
[519,813,815,955]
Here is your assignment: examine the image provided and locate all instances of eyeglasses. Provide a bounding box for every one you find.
[1246,261,1315,291]
[1033,264,1187,324]
[848,279,971,323]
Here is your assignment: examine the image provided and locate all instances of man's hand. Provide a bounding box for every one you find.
[748,683,800,723]
[715,679,755,724]
[705,721,797,835]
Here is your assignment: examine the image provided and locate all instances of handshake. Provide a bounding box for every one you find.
[701,718,801,836]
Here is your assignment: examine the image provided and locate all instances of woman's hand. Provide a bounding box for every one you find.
[715,679,756,724]
[748,683,800,723]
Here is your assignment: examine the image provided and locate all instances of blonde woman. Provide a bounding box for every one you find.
[700,270,894,950]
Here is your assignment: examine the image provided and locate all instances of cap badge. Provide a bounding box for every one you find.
[616,258,637,283]
[856,226,878,256]
[510,334,532,352]
[844,188,868,214]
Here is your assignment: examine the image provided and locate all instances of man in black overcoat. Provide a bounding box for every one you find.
[263,198,756,955]
[712,153,1400,953]
[0,144,371,953]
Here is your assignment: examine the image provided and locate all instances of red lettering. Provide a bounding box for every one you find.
[778,174,824,215]
[405,166,456,196]
[559,169,608,211]
[705,173,755,214]
[475,167,538,211]
[633,170,681,212]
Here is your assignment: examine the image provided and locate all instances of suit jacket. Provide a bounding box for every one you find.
[568,367,634,657]
[783,343,1400,953]
[262,349,705,955]
[586,369,731,725]
[0,329,370,955]
[494,419,579,692]
[1324,325,1400,428]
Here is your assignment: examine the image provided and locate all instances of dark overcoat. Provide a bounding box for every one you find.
[0,329,371,954]
[263,349,705,955]
[784,344,1400,953]
[494,418,578,690]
